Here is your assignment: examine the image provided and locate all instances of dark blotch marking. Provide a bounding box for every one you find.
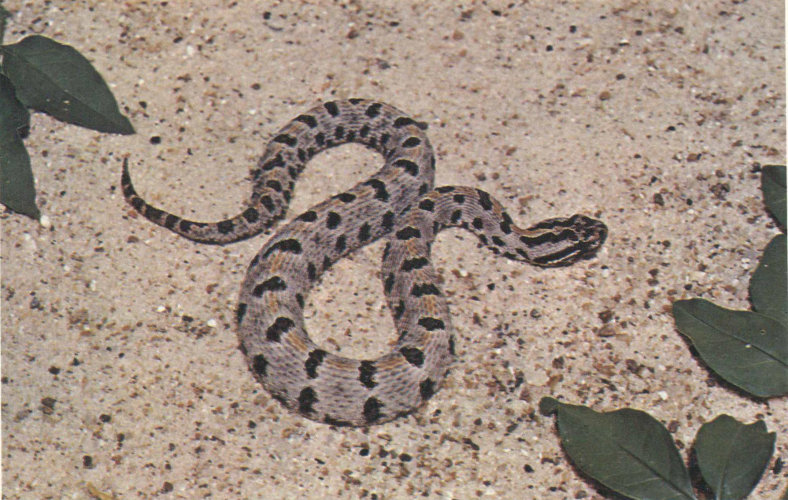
[363,397,383,424]
[401,136,421,148]
[450,209,462,224]
[395,226,421,240]
[295,114,318,128]
[472,217,484,230]
[236,303,247,324]
[394,159,419,176]
[266,179,283,192]
[336,192,357,203]
[358,223,371,242]
[298,210,318,222]
[453,194,466,204]
[253,276,287,296]
[448,335,456,356]
[359,361,377,388]
[322,255,331,271]
[411,283,441,297]
[418,199,435,211]
[393,117,417,128]
[305,349,328,379]
[365,103,382,118]
[145,205,164,220]
[314,132,325,146]
[500,220,512,234]
[296,293,304,308]
[384,273,395,294]
[326,211,341,229]
[393,300,405,319]
[492,236,505,247]
[260,195,276,214]
[252,354,267,376]
[164,214,178,229]
[218,220,235,234]
[263,238,303,258]
[418,317,445,331]
[348,98,363,105]
[334,126,345,140]
[400,346,425,367]
[298,387,318,415]
[261,153,284,171]
[335,235,346,252]
[435,186,455,193]
[401,257,428,271]
[273,134,297,147]
[179,220,193,233]
[477,189,493,211]
[324,101,339,116]
[243,207,259,223]
[382,211,395,230]
[266,317,295,342]
[419,378,436,400]
[307,262,316,281]
[380,133,390,146]
[359,125,370,138]
[419,183,430,195]
[346,130,356,142]
[364,179,390,202]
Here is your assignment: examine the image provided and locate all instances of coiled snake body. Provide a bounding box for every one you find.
[122,99,607,426]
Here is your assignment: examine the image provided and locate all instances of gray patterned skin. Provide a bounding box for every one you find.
[122,99,608,426]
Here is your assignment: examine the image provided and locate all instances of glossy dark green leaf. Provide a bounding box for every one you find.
[0,73,38,219]
[750,234,787,324]
[695,415,775,500]
[761,165,786,228]
[673,299,788,397]
[1,35,134,134]
[539,397,696,500]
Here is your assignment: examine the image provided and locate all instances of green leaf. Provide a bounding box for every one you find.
[695,415,775,500]
[0,73,38,219]
[1,35,134,134]
[750,234,787,324]
[539,397,696,500]
[673,299,788,397]
[761,165,786,228]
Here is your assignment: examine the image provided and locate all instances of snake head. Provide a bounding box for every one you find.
[526,214,608,267]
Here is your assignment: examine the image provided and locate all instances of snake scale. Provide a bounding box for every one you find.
[122,99,607,426]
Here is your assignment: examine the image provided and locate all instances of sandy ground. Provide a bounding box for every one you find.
[2,1,785,498]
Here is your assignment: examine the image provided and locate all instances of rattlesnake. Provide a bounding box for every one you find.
[122,99,607,426]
